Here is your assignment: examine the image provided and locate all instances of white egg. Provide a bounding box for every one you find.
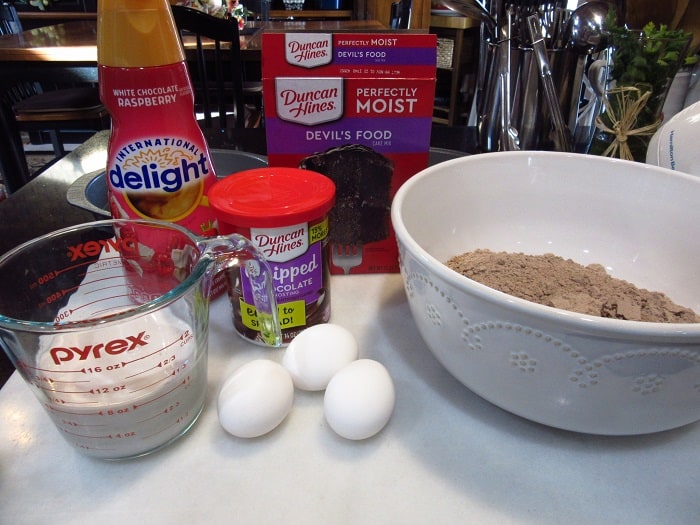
[218,359,294,439]
[282,323,359,391]
[323,359,395,440]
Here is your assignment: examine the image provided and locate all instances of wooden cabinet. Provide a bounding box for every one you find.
[269,8,354,19]
[359,0,431,29]
[15,0,440,30]
[14,1,96,29]
[14,0,96,11]
[269,0,354,18]
[430,14,479,125]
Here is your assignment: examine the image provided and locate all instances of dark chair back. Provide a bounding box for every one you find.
[0,2,21,36]
[171,5,246,130]
[0,3,38,104]
[0,1,109,191]
[390,0,412,29]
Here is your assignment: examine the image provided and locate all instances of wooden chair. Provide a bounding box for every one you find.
[171,5,262,130]
[1,2,109,165]
[0,1,19,34]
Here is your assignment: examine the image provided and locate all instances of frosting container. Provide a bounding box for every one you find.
[209,168,336,345]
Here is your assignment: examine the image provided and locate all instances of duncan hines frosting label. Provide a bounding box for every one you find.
[251,223,310,263]
[263,32,437,274]
[239,221,324,327]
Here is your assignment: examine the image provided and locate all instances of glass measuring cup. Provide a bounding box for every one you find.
[0,219,281,460]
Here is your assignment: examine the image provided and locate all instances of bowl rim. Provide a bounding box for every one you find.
[391,150,700,338]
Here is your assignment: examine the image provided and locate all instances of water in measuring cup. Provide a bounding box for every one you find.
[31,317,207,459]
[20,249,209,459]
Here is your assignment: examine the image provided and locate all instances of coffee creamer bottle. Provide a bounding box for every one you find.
[97,0,218,237]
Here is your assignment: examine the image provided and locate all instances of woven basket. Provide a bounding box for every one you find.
[437,38,455,69]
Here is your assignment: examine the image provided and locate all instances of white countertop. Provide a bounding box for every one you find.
[1,273,699,524]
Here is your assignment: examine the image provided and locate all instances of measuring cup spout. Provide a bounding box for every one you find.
[199,234,282,348]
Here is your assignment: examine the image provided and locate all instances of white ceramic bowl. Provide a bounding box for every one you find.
[391,151,700,435]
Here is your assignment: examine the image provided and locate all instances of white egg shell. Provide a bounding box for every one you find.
[323,359,395,440]
[218,359,294,439]
[282,323,359,391]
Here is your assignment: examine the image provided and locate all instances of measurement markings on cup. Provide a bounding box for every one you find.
[0,216,270,458]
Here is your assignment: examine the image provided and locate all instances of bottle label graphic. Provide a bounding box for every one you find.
[101,64,218,236]
[98,0,219,238]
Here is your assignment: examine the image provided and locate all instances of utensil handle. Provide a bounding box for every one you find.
[527,15,572,152]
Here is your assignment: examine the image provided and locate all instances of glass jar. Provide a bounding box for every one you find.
[589,30,692,162]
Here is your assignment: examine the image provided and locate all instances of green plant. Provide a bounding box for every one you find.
[605,18,697,100]
[590,13,697,161]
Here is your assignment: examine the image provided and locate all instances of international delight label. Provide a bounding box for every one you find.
[263,32,437,274]
[100,62,219,238]
[100,62,224,296]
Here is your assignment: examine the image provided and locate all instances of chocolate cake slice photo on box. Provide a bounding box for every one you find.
[300,144,394,273]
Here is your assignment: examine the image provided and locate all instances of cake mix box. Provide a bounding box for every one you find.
[262,31,437,274]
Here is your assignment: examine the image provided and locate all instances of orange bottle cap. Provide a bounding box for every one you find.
[98,0,184,68]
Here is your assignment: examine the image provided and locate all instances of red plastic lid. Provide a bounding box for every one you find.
[208,167,336,228]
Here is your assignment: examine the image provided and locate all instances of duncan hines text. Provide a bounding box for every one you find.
[284,34,401,68]
[275,78,420,126]
[275,78,344,125]
[251,223,309,263]
[285,34,333,68]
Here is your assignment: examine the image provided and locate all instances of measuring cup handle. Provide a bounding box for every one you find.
[199,234,282,347]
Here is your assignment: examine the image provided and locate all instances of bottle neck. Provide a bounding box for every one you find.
[98,0,184,68]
